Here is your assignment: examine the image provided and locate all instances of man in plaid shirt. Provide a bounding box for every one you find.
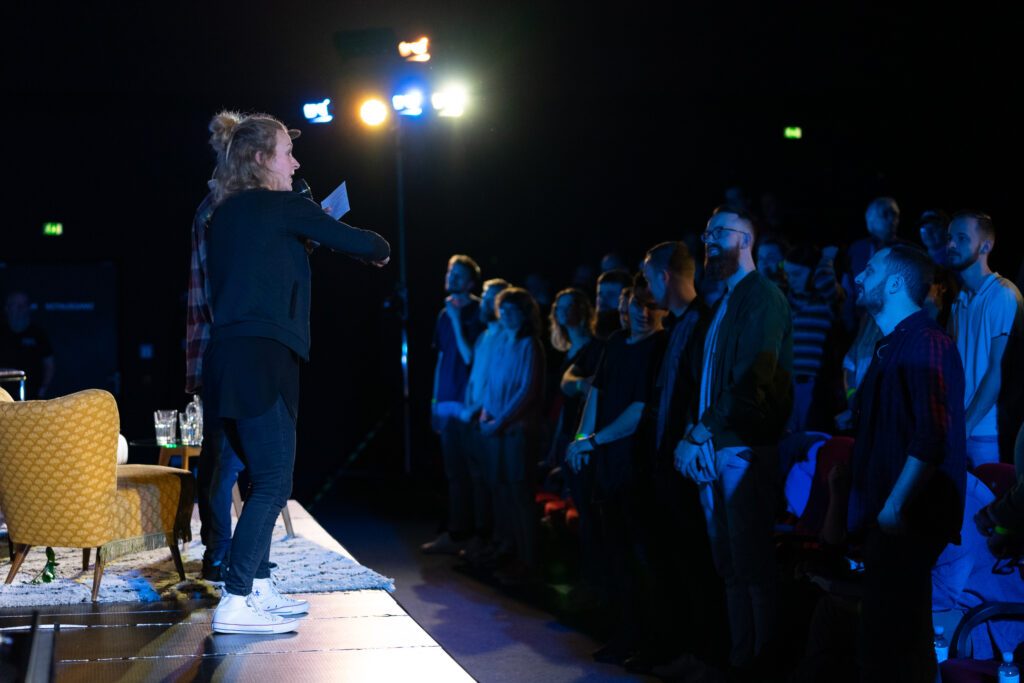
[848,244,966,682]
[187,184,245,582]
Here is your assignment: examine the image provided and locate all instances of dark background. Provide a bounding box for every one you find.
[4,2,1020,501]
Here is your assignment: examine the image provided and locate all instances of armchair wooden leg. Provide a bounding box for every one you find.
[91,547,105,602]
[280,505,295,538]
[169,541,186,582]
[5,544,31,584]
[82,548,91,571]
[231,483,243,518]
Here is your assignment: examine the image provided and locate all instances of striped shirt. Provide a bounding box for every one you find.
[789,292,837,379]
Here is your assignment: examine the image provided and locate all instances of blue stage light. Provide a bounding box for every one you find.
[391,89,424,117]
[303,99,334,124]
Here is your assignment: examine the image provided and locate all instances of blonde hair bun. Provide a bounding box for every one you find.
[208,110,244,155]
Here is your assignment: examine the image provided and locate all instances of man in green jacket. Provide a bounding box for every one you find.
[674,206,793,677]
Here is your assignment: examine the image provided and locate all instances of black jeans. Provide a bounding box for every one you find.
[197,408,246,565]
[860,527,945,683]
[222,395,296,596]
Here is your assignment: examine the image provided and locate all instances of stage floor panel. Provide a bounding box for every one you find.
[0,501,473,682]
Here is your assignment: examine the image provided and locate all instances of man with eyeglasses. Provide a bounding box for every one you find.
[673,205,793,677]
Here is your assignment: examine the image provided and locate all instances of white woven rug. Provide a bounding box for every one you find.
[0,511,394,607]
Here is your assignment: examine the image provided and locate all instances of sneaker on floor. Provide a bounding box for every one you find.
[419,532,465,555]
[211,592,301,634]
[251,577,309,615]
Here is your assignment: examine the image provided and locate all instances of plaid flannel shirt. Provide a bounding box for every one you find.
[185,191,215,393]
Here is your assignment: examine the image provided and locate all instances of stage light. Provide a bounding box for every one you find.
[398,37,430,62]
[302,98,334,124]
[784,126,803,140]
[431,84,467,117]
[42,222,63,236]
[359,99,388,126]
[392,89,424,116]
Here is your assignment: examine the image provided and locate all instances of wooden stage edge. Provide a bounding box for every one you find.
[0,501,475,682]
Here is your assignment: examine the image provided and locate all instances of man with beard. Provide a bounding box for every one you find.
[673,206,792,678]
[847,244,966,682]
[946,211,1024,467]
[422,255,486,554]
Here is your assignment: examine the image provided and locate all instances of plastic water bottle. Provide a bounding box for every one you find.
[1000,652,1020,682]
[933,626,949,664]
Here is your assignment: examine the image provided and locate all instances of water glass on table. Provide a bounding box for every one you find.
[179,413,201,446]
[154,410,177,446]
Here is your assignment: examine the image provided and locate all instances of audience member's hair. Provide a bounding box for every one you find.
[951,210,996,242]
[883,244,935,307]
[916,209,950,231]
[632,272,650,292]
[496,287,542,340]
[785,244,821,269]
[597,269,632,289]
[644,241,696,280]
[448,254,482,285]
[483,278,510,292]
[548,288,594,352]
[759,234,791,254]
[711,204,760,242]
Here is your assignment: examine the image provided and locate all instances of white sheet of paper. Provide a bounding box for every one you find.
[321,181,350,218]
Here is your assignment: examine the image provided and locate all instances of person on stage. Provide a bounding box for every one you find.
[203,110,390,634]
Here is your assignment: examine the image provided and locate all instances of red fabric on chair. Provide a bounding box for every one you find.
[795,437,855,536]
[544,499,569,516]
[535,491,561,505]
[940,657,999,682]
[974,463,1017,499]
[565,506,579,534]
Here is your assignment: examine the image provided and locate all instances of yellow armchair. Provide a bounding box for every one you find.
[0,389,194,600]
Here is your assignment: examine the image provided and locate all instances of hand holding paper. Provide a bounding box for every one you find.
[321,181,350,219]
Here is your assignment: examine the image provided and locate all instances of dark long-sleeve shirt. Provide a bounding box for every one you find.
[691,270,793,448]
[847,310,967,542]
[207,189,390,360]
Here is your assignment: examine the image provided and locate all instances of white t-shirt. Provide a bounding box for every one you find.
[948,273,1024,437]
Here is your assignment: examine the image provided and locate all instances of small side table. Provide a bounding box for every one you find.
[128,438,295,537]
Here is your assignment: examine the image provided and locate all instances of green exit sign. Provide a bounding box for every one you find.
[42,222,64,236]
[784,126,803,140]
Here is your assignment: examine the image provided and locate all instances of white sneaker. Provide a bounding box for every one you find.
[251,577,309,615]
[212,591,301,634]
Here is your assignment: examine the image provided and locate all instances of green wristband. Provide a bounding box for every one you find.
[994,525,1014,536]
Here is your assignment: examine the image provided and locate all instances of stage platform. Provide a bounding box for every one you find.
[0,502,474,682]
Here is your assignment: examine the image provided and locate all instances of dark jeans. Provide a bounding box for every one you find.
[484,425,537,567]
[440,418,481,539]
[457,419,493,537]
[596,492,645,649]
[565,456,603,591]
[860,528,945,683]
[197,407,245,565]
[648,457,728,664]
[222,395,296,596]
